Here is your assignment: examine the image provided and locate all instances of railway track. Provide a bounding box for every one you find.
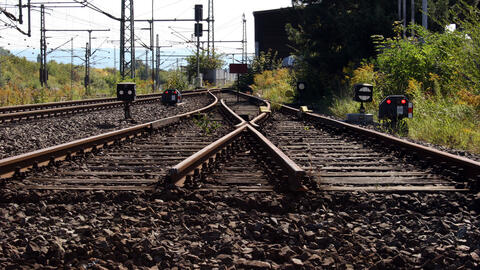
[17,109,232,191]
[0,93,160,114]
[1,89,480,269]
[0,90,206,123]
[261,112,469,192]
[0,91,292,192]
[1,89,479,194]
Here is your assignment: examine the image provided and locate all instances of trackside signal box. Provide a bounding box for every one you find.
[379,95,413,120]
[353,83,373,102]
[162,89,182,105]
[117,82,136,102]
[346,83,374,124]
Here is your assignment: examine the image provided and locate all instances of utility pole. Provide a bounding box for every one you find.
[145,49,149,80]
[45,29,109,95]
[422,0,428,29]
[242,13,247,64]
[398,0,401,20]
[151,0,155,92]
[70,37,74,98]
[149,20,154,91]
[207,0,214,58]
[40,4,47,87]
[403,0,406,38]
[114,45,117,71]
[155,34,160,90]
[120,0,135,79]
[411,0,415,36]
[85,42,90,95]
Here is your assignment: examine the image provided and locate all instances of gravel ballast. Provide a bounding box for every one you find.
[0,188,479,269]
[0,95,213,159]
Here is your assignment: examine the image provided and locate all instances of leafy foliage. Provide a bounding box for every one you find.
[286,1,397,99]
[185,50,224,82]
[193,113,221,135]
[331,2,480,153]
[237,50,282,92]
[164,70,189,90]
[250,68,295,107]
[0,48,177,106]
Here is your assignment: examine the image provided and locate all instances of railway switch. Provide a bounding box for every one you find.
[162,89,182,105]
[117,82,136,120]
[379,95,413,121]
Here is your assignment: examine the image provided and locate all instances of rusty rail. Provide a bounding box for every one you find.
[281,104,480,180]
[0,91,219,179]
[220,99,247,127]
[168,125,247,186]
[221,88,272,126]
[0,89,211,114]
[0,93,160,114]
[0,91,209,123]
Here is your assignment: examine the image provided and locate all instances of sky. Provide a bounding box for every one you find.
[0,0,292,69]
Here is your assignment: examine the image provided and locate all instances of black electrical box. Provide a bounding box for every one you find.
[379,95,413,120]
[162,89,182,105]
[353,83,373,102]
[195,4,203,22]
[117,82,136,102]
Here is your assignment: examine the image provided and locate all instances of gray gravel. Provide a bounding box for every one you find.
[0,95,213,159]
[0,188,479,269]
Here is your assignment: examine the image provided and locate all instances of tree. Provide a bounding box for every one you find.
[287,0,397,98]
[185,50,224,82]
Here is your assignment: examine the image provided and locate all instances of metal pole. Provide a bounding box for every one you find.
[398,0,401,20]
[27,0,31,36]
[40,4,47,87]
[197,34,200,87]
[411,0,415,35]
[145,49,148,80]
[85,42,90,95]
[19,0,23,24]
[70,37,73,98]
[120,1,125,77]
[155,34,160,90]
[207,0,210,58]
[403,0,407,38]
[422,0,428,29]
[150,21,155,92]
[120,0,135,79]
[212,0,214,54]
[129,0,135,79]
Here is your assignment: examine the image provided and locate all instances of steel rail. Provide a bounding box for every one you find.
[280,104,480,180]
[220,99,247,127]
[167,125,247,186]
[167,92,306,191]
[246,124,306,189]
[0,91,219,179]
[0,91,210,123]
[221,88,271,126]
[0,93,160,114]
[0,89,210,114]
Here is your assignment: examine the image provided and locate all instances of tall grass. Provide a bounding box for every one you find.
[251,68,295,109]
